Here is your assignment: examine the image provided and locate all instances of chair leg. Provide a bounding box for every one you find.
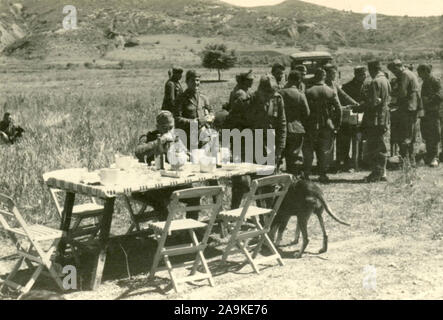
[189,230,202,276]
[149,232,164,279]
[262,233,284,266]
[238,240,260,274]
[0,257,25,293]
[163,255,179,293]
[20,264,44,298]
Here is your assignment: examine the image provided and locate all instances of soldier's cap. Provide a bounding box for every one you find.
[387,62,396,72]
[236,70,254,81]
[258,74,278,92]
[324,63,338,71]
[171,66,183,74]
[393,59,403,66]
[186,70,201,81]
[367,60,382,71]
[293,65,307,73]
[156,110,174,126]
[354,66,366,74]
[271,62,285,73]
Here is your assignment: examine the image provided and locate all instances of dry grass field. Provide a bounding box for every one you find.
[0,60,442,300]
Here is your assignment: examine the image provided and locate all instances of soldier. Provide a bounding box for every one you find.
[225,70,254,131]
[390,59,423,167]
[271,62,287,90]
[134,111,199,220]
[279,70,310,176]
[353,61,391,182]
[292,65,308,93]
[249,75,287,166]
[337,66,368,170]
[324,64,358,106]
[303,68,342,183]
[173,70,214,150]
[230,75,287,209]
[417,64,443,167]
[387,62,401,157]
[0,112,24,144]
[161,66,183,113]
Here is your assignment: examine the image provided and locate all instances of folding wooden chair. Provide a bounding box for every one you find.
[148,186,223,293]
[0,194,65,298]
[47,187,103,240]
[219,174,292,274]
[123,196,160,234]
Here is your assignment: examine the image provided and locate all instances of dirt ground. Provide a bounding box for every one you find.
[1,167,442,300]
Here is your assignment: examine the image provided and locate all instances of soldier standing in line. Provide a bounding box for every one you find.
[353,61,391,182]
[279,70,310,177]
[337,66,369,171]
[303,68,342,183]
[417,64,443,167]
[292,65,308,93]
[161,67,183,113]
[230,75,287,209]
[271,63,287,90]
[225,71,255,210]
[390,59,423,167]
[323,64,357,171]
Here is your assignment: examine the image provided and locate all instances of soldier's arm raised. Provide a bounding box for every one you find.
[337,85,358,106]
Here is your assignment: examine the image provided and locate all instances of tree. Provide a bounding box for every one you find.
[201,43,237,81]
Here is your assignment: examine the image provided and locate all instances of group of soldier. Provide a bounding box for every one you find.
[142,59,441,187]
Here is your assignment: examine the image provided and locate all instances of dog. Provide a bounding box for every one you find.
[270,178,350,258]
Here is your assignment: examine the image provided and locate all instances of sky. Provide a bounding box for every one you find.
[219,0,443,17]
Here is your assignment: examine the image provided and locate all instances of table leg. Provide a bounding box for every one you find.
[58,192,75,258]
[90,197,115,290]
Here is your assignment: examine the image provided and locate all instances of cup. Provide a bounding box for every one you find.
[200,156,216,173]
[191,149,206,164]
[116,155,132,170]
[99,168,120,185]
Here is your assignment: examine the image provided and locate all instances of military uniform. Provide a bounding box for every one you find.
[134,128,199,220]
[354,71,391,178]
[161,79,183,113]
[279,85,310,175]
[397,68,422,165]
[337,77,367,167]
[303,82,342,178]
[226,85,252,131]
[248,90,287,164]
[173,89,213,149]
[420,75,443,163]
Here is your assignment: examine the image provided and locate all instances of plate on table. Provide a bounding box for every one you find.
[222,163,237,171]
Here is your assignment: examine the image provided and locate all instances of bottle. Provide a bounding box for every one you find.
[155,134,165,170]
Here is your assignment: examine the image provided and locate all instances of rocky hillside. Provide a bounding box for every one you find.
[0,0,441,60]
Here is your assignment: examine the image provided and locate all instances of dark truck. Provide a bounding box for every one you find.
[289,51,333,78]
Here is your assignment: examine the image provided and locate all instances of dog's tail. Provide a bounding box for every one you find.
[315,193,350,226]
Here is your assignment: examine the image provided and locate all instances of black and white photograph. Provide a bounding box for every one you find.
[0,0,442,302]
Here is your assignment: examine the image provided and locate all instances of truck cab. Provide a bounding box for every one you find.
[289,51,333,78]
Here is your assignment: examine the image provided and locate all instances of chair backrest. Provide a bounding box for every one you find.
[239,174,292,225]
[165,186,224,241]
[0,193,32,237]
[47,187,98,218]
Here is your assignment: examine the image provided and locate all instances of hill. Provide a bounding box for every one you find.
[0,0,442,61]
